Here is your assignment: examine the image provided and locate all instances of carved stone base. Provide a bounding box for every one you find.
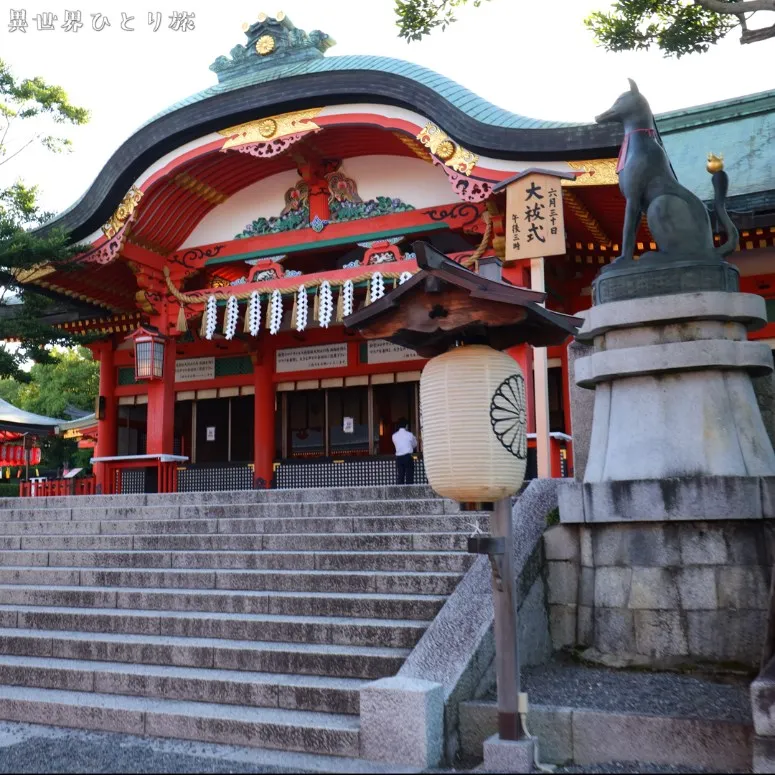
[576,291,775,481]
[592,258,739,305]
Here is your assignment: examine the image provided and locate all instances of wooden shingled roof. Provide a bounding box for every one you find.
[345,241,583,358]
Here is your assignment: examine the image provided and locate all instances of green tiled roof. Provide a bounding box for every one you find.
[139,54,582,132]
[662,109,775,201]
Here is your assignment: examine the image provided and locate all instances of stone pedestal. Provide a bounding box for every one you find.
[482,734,535,773]
[556,290,775,670]
[576,291,775,482]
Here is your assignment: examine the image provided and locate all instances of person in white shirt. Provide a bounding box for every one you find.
[392,417,418,485]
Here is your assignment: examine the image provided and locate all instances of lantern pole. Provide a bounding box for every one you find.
[491,495,524,741]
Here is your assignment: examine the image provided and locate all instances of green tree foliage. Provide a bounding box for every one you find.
[0,346,98,418]
[395,0,490,41]
[0,347,98,472]
[0,59,91,380]
[586,0,775,57]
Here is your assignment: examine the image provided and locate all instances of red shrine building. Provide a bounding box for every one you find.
[21,13,775,495]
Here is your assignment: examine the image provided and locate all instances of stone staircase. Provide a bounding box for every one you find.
[0,485,482,766]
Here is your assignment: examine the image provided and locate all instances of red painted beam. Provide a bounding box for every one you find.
[168,202,484,270]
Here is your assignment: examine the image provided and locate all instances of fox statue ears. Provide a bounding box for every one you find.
[628,78,640,94]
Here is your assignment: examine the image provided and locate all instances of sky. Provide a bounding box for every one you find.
[0,0,773,217]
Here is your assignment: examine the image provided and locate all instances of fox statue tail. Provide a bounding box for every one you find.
[712,170,739,259]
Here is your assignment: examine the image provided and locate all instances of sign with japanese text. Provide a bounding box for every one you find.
[276,343,349,374]
[505,173,566,261]
[363,340,423,365]
[175,357,215,383]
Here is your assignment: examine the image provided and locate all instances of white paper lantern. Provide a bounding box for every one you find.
[420,344,527,502]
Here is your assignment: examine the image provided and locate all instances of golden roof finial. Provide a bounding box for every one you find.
[707,153,724,174]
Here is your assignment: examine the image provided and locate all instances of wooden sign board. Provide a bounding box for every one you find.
[505,172,566,261]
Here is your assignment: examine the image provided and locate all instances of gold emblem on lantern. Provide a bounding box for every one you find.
[436,140,456,161]
[256,35,275,55]
[258,118,277,138]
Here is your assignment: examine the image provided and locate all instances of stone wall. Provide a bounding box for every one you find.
[545,521,775,669]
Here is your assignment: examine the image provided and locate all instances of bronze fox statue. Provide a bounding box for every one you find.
[595,79,738,266]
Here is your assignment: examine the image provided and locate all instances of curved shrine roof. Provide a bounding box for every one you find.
[140,54,581,133]
[35,13,623,244]
[34,12,775,252]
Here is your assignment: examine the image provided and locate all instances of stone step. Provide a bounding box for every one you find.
[32,549,473,572]
[0,605,427,648]
[0,523,469,551]
[3,515,483,540]
[18,532,471,553]
[0,567,463,595]
[0,628,408,678]
[0,684,361,756]
[0,585,446,620]
[0,654,366,714]
[0,485,438,510]
[0,500,463,524]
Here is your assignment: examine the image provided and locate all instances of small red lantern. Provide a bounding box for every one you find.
[126,325,167,382]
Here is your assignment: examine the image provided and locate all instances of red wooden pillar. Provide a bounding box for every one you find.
[502,262,536,433]
[560,342,573,477]
[253,347,276,489]
[508,344,536,434]
[94,340,117,494]
[146,337,176,456]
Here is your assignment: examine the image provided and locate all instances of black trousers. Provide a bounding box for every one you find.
[396,454,414,485]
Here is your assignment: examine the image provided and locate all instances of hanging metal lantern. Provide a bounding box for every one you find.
[420,344,527,502]
[126,325,167,382]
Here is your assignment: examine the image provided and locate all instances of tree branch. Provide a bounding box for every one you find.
[741,21,775,40]
[694,0,775,13]
[0,135,37,168]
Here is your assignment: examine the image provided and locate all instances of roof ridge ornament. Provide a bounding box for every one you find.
[209,12,335,84]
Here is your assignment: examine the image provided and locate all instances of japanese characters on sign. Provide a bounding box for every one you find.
[7,10,196,33]
[363,340,423,365]
[175,357,215,383]
[276,343,349,374]
[505,172,566,262]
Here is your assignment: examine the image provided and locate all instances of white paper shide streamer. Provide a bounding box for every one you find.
[370,272,385,302]
[248,291,261,336]
[399,271,413,285]
[205,296,217,340]
[269,289,283,335]
[318,280,333,328]
[342,279,354,317]
[296,285,309,332]
[224,296,239,340]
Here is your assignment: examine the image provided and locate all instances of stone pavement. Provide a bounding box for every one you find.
[0,719,742,774]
